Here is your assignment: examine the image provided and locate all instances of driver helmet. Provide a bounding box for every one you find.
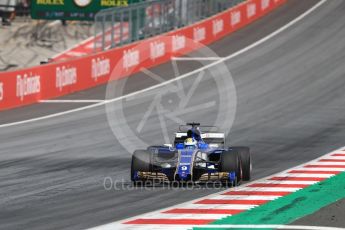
[184,138,197,149]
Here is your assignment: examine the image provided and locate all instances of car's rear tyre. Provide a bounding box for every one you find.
[232,147,251,181]
[131,150,151,183]
[220,150,241,186]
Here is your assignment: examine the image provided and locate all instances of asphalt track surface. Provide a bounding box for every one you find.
[2,0,345,229]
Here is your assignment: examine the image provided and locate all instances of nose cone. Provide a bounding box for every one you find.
[178,165,190,180]
[176,149,194,181]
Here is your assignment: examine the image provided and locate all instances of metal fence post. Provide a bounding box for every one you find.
[128,7,132,43]
[101,15,105,51]
[120,10,124,46]
[171,0,176,29]
[186,0,190,25]
[136,7,140,40]
[161,1,165,33]
[178,0,182,27]
[111,13,115,48]
[94,16,97,52]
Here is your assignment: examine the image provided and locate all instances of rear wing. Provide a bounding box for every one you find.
[174,132,225,147]
[179,125,219,132]
[201,133,225,148]
[174,132,188,145]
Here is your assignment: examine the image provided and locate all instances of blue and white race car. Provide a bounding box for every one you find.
[131,123,251,185]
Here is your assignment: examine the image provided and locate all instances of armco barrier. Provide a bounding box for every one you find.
[0,0,286,111]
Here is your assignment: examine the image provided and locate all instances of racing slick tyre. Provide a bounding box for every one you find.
[232,147,251,181]
[220,150,241,186]
[131,150,151,185]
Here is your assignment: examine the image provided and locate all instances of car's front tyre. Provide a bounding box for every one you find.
[232,147,251,181]
[220,149,241,186]
[131,150,151,183]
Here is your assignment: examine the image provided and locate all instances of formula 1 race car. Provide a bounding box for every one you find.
[131,123,251,185]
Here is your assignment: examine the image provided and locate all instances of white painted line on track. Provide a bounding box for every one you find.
[117,226,193,230]
[196,225,345,230]
[173,203,258,210]
[40,100,105,103]
[228,187,301,192]
[207,195,280,200]
[172,57,223,61]
[295,167,345,171]
[327,156,345,159]
[97,224,345,230]
[256,180,318,185]
[274,173,334,178]
[135,213,229,219]
[0,0,328,129]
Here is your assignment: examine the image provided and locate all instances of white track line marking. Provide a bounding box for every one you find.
[0,0,327,129]
[172,57,223,61]
[197,225,345,230]
[135,213,229,219]
[173,204,257,210]
[207,195,280,200]
[294,167,344,171]
[98,225,345,230]
[230,187,301,192]
[115,226,192,230]
[276,173,334,178]
[256,180,317,185]
[40,100,105,103]
[327,156,345,159]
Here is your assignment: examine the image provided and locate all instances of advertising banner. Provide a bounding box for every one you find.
[0,0,286,111]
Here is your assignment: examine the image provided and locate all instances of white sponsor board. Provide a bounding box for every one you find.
[261,0,270,10]
[247,3,257,18]
[0,82,3,101]
[123,49,140,71]
[150,40,166,61]
[16,74,41,101]
[212,19,224,36]
[193,27,206,42]
[56,66,77,91]
[172,35,186,52]
[92,57,110,81]
[231,10,241,27]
